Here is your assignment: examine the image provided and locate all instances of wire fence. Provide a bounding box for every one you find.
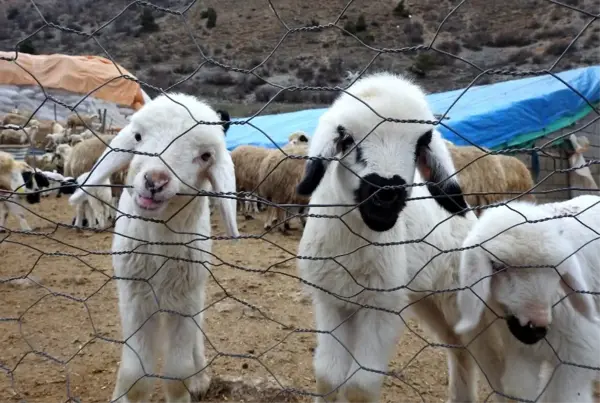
[1,0,600,402]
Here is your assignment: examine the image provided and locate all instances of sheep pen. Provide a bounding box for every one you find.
[0,127,596,402]
[0,165,599,403]
[0,111,597,402]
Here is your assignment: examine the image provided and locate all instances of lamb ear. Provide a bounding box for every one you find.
[558,254,600,324]
[208,147,239,239]
[296,158,327,196]
[455,247,494,334]
[68,126,135,205]
[216,109,231,134]
[296,125,336,197]
[416,129,468,216]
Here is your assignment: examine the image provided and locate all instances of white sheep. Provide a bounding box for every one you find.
[0,154,43,231]
[454,195,600,402]
[295,72,508,402]
[45,131,68,148]
[68,92,238,403]
[79,128,96,140]
[71,171,114,229]
[66,112,100,130]
[37,170,76,198]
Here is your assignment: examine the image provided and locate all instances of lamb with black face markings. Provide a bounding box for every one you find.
[455,195,600,403]
[296,72,517,403]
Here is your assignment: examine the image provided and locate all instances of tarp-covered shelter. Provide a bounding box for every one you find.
[224,66,600,151]
[0,52,151,135]
[0,51,148,111]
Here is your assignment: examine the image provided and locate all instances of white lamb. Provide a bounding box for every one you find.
[39,170,76,198]
[0,152,37,231]
[454,195,600,402]
[295,72,509,402]
[45,130,68,148]
[68,92,238,403]
[71,171,114,229]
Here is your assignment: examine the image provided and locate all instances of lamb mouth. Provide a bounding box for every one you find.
[135,194,165,211]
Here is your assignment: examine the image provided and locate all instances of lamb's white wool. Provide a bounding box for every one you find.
[455,196,600,402]
[287,131,310,147]
[296,72,509,403]
[41,171,68,182]
[0,162,33,231]
[69,92,238,403]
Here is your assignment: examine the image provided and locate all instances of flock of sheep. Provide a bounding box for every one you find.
[0,108,128,230]
[1,72,599,403]
[232,126,537,235]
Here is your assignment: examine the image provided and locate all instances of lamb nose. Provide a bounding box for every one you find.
[373,188,398,206]
[144,174,155,191]
[144,173,170,194]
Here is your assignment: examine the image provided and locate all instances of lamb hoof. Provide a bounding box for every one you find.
[189,372,211,402]
[244,215,254,220]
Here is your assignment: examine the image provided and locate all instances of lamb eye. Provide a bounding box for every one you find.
[200,152,211,162]
[491,261,505,272]
[134,133,142,142]
[336,125,355,153]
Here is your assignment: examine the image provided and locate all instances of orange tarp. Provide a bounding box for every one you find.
[0,52,145,110]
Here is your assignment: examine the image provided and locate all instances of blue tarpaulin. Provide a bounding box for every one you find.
[225,65,600,151]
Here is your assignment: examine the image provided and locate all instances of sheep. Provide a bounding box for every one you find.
[215,109,231,134]
[26,120,63,148]
[0,154,44,231]
[18,162,46,203]
[0,128,29,145]
[454,195,600,402]
[230,145,272,219]
[496,154,536,201]
[205,110,231,214]
[0,152,32,231]
[68,134,84,146]
[445,141,536,216]
[79,128,97,140]
[45,131,68,149]
[1,122,39,145]
[258,142,310,233]
[53,143,73,174]
[71,171,113,230]
[36,170,78,198]
[62,135,129,226]
[63,134,116,178]
[66,113,100,130]
[287,131,310,147]
[1,112,38,127]
[27,168,52,198]
[294,72,509,403]
[68,92,238,403]
[229,133,310,223]
[25,152,59,173]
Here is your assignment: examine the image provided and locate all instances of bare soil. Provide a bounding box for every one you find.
[0,197,598,402]
[0,197,447,403]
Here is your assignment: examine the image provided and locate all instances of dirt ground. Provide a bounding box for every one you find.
[0,197,598,403]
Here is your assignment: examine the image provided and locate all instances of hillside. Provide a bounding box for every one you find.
[1,0,599,115]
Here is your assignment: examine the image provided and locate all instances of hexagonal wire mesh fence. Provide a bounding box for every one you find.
[1,0,600,402]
